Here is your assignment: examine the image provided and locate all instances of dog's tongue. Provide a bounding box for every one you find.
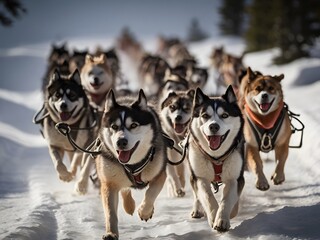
[260,103,270,112]
[60,112,71,121]
[118,150,131,163]
[174,123,185,134]
[208,135,222,150]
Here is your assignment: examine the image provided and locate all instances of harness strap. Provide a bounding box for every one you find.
[245,104,286,153]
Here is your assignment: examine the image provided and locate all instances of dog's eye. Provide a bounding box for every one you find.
[221,113,229,119]
[54,92,62,99]
[201,113,210,119]
[255,86,262,92]
[130,123,138,129]
[169,105,176,111]
[68,91,77,101]
[111,124,119,131]
[268,86,274,92]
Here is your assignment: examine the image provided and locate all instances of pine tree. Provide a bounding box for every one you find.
[245,0,276,52]
[273,0,320,64]
[218,0,245,36]
[186,18,209,42]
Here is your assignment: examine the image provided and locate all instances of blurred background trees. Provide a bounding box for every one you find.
[219,0,320,64]
[0,0,26,27]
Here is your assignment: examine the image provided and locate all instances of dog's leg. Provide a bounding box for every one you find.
[214,179,238,232]
[272,141,289,185]
[70,152,83,176]
[196,178,219,228]
[247,144,269,190]
[48,146,73,182]
[166,164,185,197]
[175,162,186,189]
[121,188,135,215]
[101,182,119,240]
[190,174,204,218]
[230,175,245,218]
[75,153,93,195]
[138,170,166,221]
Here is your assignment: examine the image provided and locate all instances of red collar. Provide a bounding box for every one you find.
[245,100,284,129]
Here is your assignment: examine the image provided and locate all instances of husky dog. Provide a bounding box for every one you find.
[95,89,167,240]
[239,67,292,191]
[187,86,245,232]
[138,54,170,97]
[160,90,194,197]
[69,49,88,73]
[41,69,97,194]
[80,53,115,110]
[186,66,208,90]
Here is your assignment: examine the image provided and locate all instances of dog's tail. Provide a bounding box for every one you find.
[121,188,135,215]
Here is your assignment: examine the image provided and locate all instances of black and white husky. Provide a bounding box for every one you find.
[95,89,167,240]
[41,69,97,194]
[160,89,194,197]
[187,85,245,232]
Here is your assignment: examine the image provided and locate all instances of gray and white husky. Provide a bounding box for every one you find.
[187,85,245,232]
[160,89,194,197]
[41,69,97,194]
[95,89,167,240]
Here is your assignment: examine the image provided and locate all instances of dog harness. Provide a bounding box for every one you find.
[123,146,156,188]
[189,131,244,193]
[244,101,285,153]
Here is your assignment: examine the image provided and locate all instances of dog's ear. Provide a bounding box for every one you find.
[85,54,94,63]
[50,69,60,84]
[161,91,177,109]
[193,88,208,117]
[247,67,256,83]
[133,89,148,110]
[187,89,195,99]
[273,74,284,82]
[223,85,237,104]
[104,89,118,112]
[70,69,81,85]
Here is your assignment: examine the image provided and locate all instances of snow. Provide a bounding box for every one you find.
[1,1,320,239]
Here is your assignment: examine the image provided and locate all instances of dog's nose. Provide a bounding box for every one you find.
[209,123,220,133]
[117,138,128,149]
[93,77,99,85]
[60,102,68,111]
[262,93,268,100]
[175,115,182,121]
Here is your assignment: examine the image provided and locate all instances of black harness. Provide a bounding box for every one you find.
[123,147,156,188]
[246,106,286,153]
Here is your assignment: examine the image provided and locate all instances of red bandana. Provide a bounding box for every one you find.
[245,100,284,129]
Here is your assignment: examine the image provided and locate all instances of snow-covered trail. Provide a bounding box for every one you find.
[1,38,320,240]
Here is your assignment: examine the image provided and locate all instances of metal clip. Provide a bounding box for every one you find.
[260,133,273,152]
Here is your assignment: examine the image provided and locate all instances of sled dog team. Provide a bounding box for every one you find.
[35,36,294,239]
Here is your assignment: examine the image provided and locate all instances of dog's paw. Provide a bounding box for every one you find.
[102,233,118,240]
[138,204,154,221]
[176,189,185,198]
[56,164,74,182]
[214,218,230,232]
[75,179,88,195]
[191,210,204,218]
[256,177,270,191]
[271,172,285,185]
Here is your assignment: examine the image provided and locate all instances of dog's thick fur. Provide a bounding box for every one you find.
[160,89,194,197]
[95,89,167,240]
[187,86,245,232]
[239,67,292,191]
[42,69,97,194]
[80,54,115,110]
